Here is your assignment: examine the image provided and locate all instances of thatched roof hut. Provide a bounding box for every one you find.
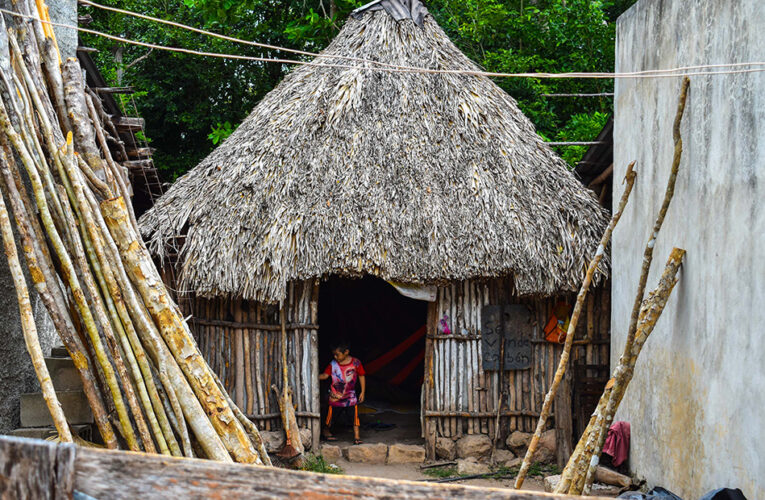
[139,1,608,303]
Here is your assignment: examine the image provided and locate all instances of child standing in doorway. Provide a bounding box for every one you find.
[319,342,366,444]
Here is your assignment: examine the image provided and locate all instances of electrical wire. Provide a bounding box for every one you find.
[79,0,765,79]
[3,7,765,80]
[79,0,403,71]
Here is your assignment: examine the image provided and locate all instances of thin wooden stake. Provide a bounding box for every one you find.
[514,161,636,489]
[558,78,690,495]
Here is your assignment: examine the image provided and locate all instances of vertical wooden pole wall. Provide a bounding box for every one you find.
[309,280,321,452]
[427,278,609,454]
[424,301,437,459]
[186,280,320,444]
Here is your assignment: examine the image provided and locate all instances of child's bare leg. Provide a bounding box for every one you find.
[354,425,360,442]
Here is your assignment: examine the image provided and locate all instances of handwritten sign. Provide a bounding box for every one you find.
[481,304,533,370]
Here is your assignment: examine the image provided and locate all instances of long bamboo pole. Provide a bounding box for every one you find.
[210,369,271,466]
[1,9,270,465]
[0,184,72,442]
[514,161,636,489]
[76,180,179,456]
[581,250,685,494]
[59,170,162,454]
[623,77,690,360]
[102,196,261,464]
[55,177,149,451]
[82,186,191,458]
[3,32,145,448]
[0,96,140,449]
[0,143,118,448]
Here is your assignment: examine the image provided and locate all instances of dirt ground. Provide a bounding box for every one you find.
[336,460,548,491]
[317,409,620,496]
[331,461,622,496]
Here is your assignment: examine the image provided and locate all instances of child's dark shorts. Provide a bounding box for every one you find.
[325,404,360,427]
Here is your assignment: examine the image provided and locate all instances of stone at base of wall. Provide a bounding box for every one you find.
[455,434,492,460]
[543,474,561,493]
[387,444,425,464]
[320,444,342,463]
[345,443,388,463]
[299,428,312,451]
[492,448,515,465]
[436,437,456,460]
[506,429,556,463]
[457,457,490,475]
[261,428,312,453]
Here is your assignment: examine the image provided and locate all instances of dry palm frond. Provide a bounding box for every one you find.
[140,11,609,302]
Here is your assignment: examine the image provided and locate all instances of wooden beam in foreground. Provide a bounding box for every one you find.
[0,436,609,499]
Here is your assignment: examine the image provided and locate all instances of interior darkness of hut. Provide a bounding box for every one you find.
[318,276,427,442]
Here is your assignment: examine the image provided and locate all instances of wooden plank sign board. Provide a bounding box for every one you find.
[481,304,533,370]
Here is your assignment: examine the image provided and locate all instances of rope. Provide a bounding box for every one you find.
[79,0,765,79]
[4,7,765,80]
[79,0,404,71]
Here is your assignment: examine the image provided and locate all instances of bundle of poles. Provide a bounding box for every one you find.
[0,0,270,465]
[514,77,691,494]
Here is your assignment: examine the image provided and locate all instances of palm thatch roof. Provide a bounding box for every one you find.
[139,5,609,303]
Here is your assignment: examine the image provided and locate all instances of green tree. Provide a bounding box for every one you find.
[81,0,636,180]
[82,0,333,180]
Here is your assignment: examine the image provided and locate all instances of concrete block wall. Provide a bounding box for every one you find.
[613,0,765,498]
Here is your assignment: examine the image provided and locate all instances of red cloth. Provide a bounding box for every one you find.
[602,421,630,467]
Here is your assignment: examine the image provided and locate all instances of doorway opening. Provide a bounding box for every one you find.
[318,276,427,445]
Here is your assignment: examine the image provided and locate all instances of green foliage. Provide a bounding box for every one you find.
[554,111,610,166]
[527,462,561,477]
[81,0,636,181]
[284,0,365,47]
[80,0,331,181]
[208,121,236,145]
[422,465,459,478]
[422,461,561,481]
[134,130,152,144]
[300,454,344,474]
[495,461,562,478]
[428,0,623,165]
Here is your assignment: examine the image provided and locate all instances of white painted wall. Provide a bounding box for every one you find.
[613,1,765,498]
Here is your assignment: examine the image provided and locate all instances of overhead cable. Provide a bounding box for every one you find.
[4,8,765,80]
[77,0,765,79]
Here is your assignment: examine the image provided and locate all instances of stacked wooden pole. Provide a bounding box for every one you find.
[0,1,269,465]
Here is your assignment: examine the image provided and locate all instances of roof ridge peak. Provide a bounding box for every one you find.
[351,0,429,28]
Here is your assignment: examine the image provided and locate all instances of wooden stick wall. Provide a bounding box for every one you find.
[425,278,610,444]
[183,276,609,453]
[185,281,320,447]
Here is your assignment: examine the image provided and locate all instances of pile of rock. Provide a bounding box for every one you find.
[505,429,557,463]
[302,429,558,470]
[433,430,557,471]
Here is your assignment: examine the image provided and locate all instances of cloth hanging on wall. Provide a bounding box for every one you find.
[603,421,631,467]
[544,301,571,343]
